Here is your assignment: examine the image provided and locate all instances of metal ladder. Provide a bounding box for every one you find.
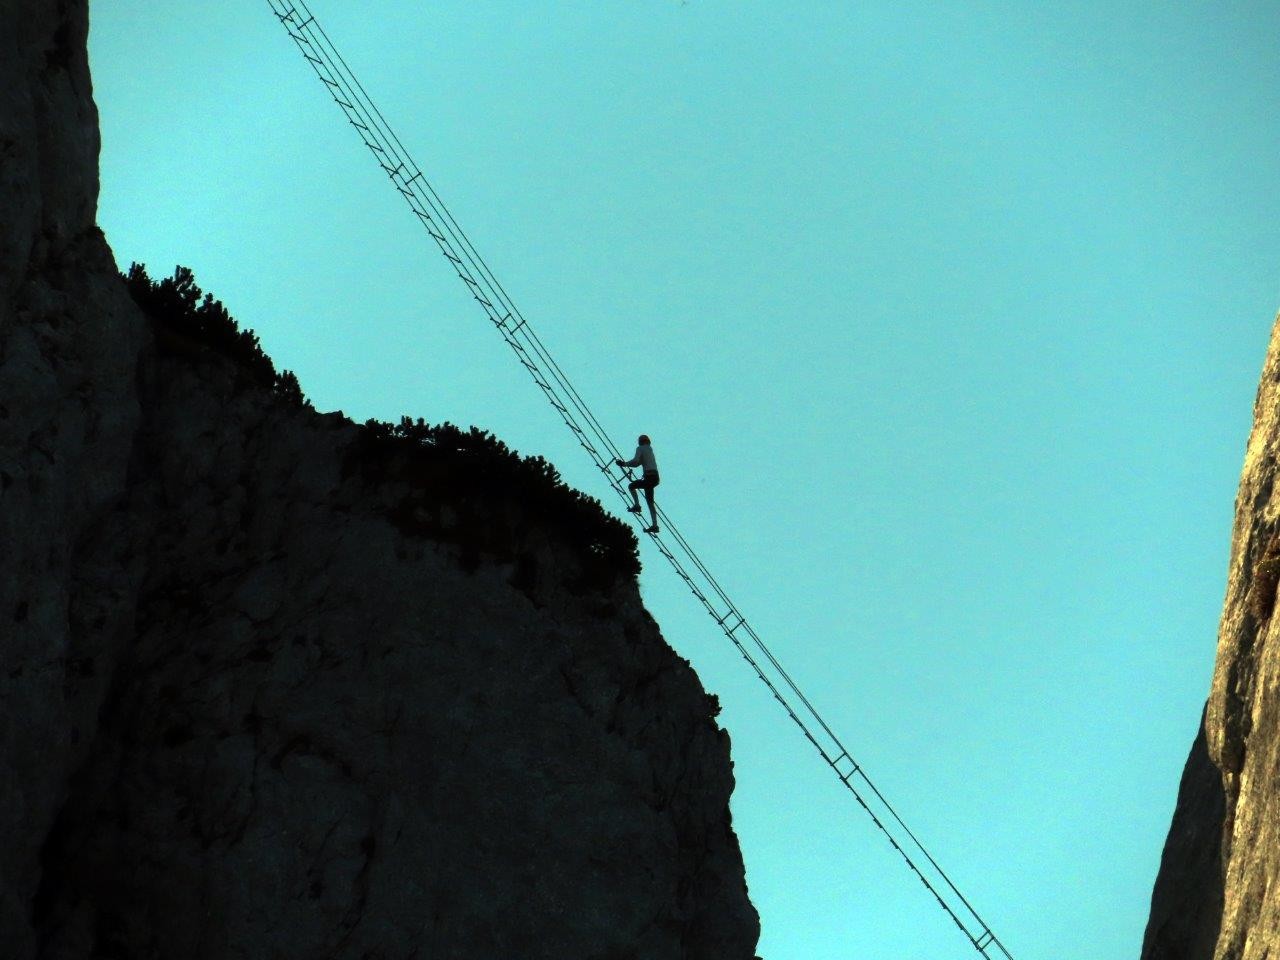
[264,4,1016,956]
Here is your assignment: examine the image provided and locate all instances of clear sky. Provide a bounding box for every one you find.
[89,3,1280,958]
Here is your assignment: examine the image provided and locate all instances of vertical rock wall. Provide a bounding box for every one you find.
[0,2,146,955]
[0,2,760,957]
[1143,315,1280,960]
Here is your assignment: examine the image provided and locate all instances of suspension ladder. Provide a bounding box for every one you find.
[265,4,1016,957]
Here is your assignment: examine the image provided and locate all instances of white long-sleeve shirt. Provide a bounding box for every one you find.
[623,444,658,474]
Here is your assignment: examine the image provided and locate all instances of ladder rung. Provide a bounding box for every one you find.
[832,752,860,782]
[716,610,745,634]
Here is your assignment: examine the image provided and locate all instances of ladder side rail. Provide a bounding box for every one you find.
[266,7,1017,957]
[497,333,617,478]
[508,319,629,461]
[274,1,490,297]
[654,508,959,893]
[276,1,625,483]
[654,503,1008,948]
[285,2,427,199]
[648,519,1003,954]
[289,0,628,466]
[280,4,514,335]
[283,8,506,319]
[276,7,405,173]
[270,13,849,782]
[291,0,625,463]
[655,503,850,749]
[848,760,998,935]
[653,511,971,901]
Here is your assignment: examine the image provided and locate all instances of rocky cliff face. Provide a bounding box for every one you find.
[1143,316,1280,960]
[0,3,760,958]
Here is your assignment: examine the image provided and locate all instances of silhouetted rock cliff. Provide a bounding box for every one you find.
[1142,316,1280,960]
[0,2,760,957]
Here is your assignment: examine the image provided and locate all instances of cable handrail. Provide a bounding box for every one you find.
[264,4,1015,956]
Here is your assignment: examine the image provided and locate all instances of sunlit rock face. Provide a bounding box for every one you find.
[0,2,760,957]
[1143,314,1280,960]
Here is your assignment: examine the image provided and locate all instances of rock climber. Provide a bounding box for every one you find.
[616,435,660,534]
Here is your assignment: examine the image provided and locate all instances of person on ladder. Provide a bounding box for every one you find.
[616,435,660,534]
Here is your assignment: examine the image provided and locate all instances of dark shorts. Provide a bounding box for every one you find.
[629,471,660,501]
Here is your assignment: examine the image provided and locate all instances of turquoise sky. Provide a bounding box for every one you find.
[89,3,1280,958]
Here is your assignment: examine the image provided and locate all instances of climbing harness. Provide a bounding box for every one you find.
[264,4,1016,956]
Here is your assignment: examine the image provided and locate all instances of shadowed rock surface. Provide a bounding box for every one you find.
[0,2,760,957]
[1142,313,1280,960]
